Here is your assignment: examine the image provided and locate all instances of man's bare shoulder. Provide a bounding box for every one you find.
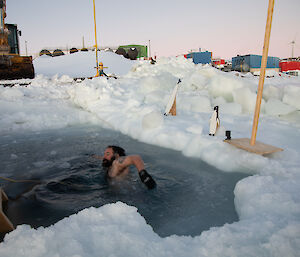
[117,155,141,165]
[117,156,126,164]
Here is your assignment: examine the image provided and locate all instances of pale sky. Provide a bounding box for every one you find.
[5,0,300,59]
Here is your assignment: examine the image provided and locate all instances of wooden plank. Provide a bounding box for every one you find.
[224,138,283,155]
[0,188,14,233]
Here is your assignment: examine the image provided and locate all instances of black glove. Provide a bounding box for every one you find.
[139,169,156,189]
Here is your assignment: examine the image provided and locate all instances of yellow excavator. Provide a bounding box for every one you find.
[0,0,34,80]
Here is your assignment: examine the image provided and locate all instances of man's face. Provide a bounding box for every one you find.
[102,147,115,168]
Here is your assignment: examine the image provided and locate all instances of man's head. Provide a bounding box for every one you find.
[102,145,126,168]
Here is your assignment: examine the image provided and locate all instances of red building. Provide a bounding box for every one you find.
[279,58,300,75]
[212,59,225,66]
[211,58,225,69]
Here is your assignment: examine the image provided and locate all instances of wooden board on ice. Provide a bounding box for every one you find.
[224,138,283,155]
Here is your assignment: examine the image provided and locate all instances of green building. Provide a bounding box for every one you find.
[118,44,148,59]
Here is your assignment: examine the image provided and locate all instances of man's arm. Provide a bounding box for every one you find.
[118,155,156,189]
[117,155,145,172]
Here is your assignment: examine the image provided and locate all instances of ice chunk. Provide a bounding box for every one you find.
[222,102,242,115]
[142,111,164,129]
[144,90,165,104]
[179,95,211,113]
[208,75,243,102]
[263,85,282,101]
[283,85,300,109]
[265,98,296,116]
[232,87,264,113]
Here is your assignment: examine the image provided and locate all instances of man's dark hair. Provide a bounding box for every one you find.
[108,145,126,156]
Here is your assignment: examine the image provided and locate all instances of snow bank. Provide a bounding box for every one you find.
[1,53,300,256]
[0,75,99,132]
[1,198,299,257]
[33,51,136,77]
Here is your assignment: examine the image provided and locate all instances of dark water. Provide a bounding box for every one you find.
[0,125,247,238]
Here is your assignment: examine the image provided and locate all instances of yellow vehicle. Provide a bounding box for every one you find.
[0,0,34,80]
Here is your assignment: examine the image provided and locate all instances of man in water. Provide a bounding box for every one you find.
[93,145,156,189]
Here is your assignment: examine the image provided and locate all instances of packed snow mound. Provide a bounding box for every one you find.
[33,51,137,77]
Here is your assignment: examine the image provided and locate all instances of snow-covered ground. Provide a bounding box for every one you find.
[0,51,300,256]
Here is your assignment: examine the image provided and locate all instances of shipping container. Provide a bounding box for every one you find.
[232,54,279,73]
[279,60,300,72]
[186,51,212,64]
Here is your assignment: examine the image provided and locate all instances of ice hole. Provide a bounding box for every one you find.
[0,125,247,238]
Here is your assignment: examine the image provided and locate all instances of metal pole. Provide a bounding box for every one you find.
[148,40,151,58]
[250,0,274,145]
[25,40,28,56]
[93,0,99,76]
